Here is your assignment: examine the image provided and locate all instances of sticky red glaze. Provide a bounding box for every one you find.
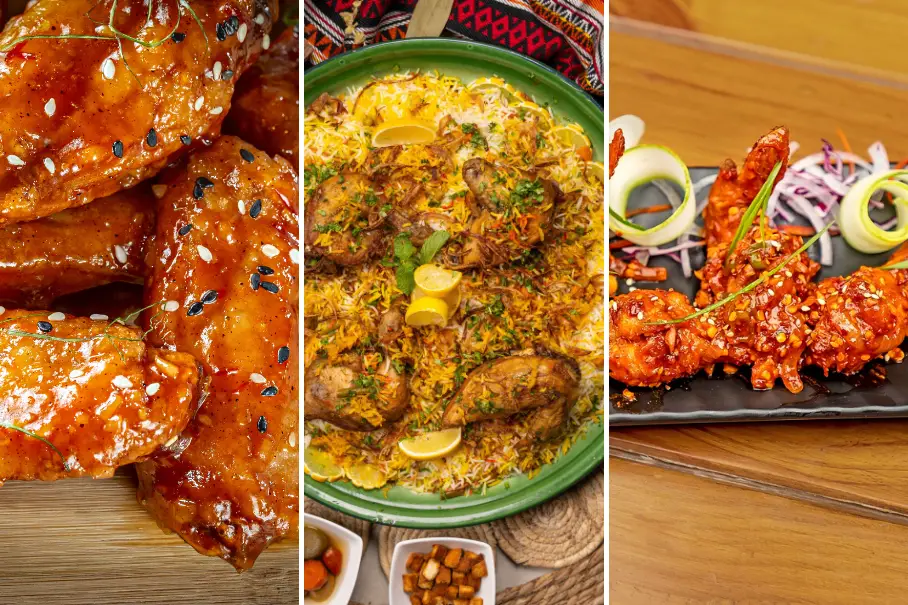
[0,0,277,225]
[225,25,298,167]
[609,289,724,387]
[0,186,154,308]
[0,310,201,483]
[137,136,298,570]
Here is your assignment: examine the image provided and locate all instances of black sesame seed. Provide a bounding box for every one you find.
[249,199,262,218]
[37,321,53,333]
[146,128,157,147]
[221,69,234,81]
[278,346,290,364]
[261,386,278,397]
[250,273,261,290]
[178,223,193,236]
[171,31,186,43]
[196,176,214,189]
[112,140,124,158]
[260,281,279,294]
[224,16,240,36]
[192,182,203,199]
[201,290,218,304]
[180,135,191,146]
[257,415,268,433]
[187,302,204,316]
[216,22,227,41]
[257,265,274,275]
[240,148,254,163]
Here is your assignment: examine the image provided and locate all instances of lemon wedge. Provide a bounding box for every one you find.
[553,124,591,150]
[304,447,344,482]
[405,296,449,327]
[372,118,436,148]
[346,462,387,490]
[398,428,462,460]
[513,102,552,130]
[468,76,520,101]
[414,264,462,296]
[587,162,605,182]
[412,285,461,320]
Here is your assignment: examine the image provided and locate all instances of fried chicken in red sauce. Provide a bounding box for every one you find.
[702,126,790,253]
[609,289,724,387]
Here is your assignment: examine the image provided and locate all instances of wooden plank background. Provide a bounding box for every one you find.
[0,470,299,604]
[610,2,908,602]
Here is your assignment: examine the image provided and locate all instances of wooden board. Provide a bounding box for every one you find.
[610,458,908,603]
[0,469,299,604]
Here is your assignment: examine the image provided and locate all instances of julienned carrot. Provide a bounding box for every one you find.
[626,203,672,218]
[896,157,908,170]
[836,127,855,174]
[609,239,632,250]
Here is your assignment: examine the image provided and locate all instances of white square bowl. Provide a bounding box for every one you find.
[303,512,364,605]
[388,537,496,605]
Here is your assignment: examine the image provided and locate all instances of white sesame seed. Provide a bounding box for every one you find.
[255,13,265,25]
[145,382,161,396]
[210,106,223,115]
[212,61,222,80]
[69,369,84,380]
[250,373,267,384]
[237,23,248,43]
[164,435,179,447]
[164,300,180,312]
[289,248,300,264]
[626,278,635,286]
[0,306,5,316]
[262,34,270,50]
[7,155,25,166]
[44,98,56,117]
[636,311,644,321]
[90,313,109,321]
[261,244,280,258]
[47,312,65,321]
[114,245,128,264]
[152,184,167,199]
[197,245,213,262]
[112,375,132,389]
[289,432,297,447]
[43,157,55,174]
[101,58,116,80]
[194,96,204,111]
[801,306,810,312]
[238,200,246,214]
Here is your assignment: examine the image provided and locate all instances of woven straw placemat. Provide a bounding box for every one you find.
[491,466,604,568]
[304,497,373,549]
[496,543,604,605]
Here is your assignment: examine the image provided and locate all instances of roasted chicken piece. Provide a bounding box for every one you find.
[702,126,790,253]
[0,310,201,483]
[304,172,387,266]
[0,186,153,308]
[523,400,569,442]
[445,159,558,268]
[0,0,274,225]
[225,25,299,167]
[609,289,724,387]
[805,266,908,375]
[304,353,409,431]
[137,137,298,570]
[441,354,579,426]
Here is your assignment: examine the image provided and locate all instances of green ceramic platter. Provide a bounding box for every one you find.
[303,38,604,528]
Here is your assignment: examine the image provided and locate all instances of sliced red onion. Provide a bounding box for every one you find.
[868,141,889,175]
[876,216,899,230]
[784,195,834,266]
[634,249,651,266]
[623,240,705,257]
[792,151,873,174]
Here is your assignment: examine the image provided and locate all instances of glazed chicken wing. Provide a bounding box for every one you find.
[0,186,153,308]
[609,289,724,387]
[0,0,275,225]
[225,25,299,167]
[0,310,201,483]
[441,354,579,426]
[805,266,908,375]
[136,137,298,570]
[702,126,790,253]
[304,172,386,266]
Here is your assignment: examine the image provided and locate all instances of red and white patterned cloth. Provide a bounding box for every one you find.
[304,0,604,97]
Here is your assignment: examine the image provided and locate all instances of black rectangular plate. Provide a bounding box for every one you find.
[610,167,908,426]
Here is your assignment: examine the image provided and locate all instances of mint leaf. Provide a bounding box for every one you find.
[418,230,450,265]
[396,260,417,295]
[394,233,416,261]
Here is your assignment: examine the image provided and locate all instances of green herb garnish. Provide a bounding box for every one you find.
[1,423,69,471]
[392,230,451,295]
[724,161,783,269]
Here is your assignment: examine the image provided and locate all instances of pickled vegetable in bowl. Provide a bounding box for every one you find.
[304,525,344,602]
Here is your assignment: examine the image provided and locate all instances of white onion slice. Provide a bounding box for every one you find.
[609,114,645,149]
[868,142,889,175]
[838,170,908,253]
[609,145,695,246]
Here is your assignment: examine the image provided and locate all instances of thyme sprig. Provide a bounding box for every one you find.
[724,161,783,269]
[885,260,908,271]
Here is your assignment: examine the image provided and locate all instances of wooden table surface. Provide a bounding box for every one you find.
[610,3,908,603]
